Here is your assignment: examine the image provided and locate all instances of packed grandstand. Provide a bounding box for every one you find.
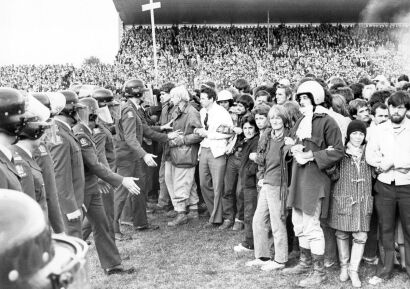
[1,24,409,92]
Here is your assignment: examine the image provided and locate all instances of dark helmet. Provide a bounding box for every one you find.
[79,97,99,123]
[123,79,148,98]
[32,92,66,117]
[31,92,50,109]
[0,189,90,289]
[0,87,27,137]
[92,88,114,106]
[18,95,51,140]
[58,90,85,125]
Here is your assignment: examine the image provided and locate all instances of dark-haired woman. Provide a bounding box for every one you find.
[327,120,373,288]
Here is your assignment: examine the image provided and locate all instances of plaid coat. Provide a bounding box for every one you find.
[327,150,373,232]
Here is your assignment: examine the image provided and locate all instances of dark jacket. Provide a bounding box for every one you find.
[239,133,259,189]
[94,124,116,171]
[287,113,344,218]
[0,150,22,191]
[168,102,203,168]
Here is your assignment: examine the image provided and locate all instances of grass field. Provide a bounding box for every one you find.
[87,211,410,289]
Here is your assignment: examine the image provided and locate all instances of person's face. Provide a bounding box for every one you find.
[160,91,171,103]
[243,122,256,139]
[255,95,268,106]
[170,93,181,106]
[270,114,284,131]
[255,114,268,130]
[373,107,389,125]
[200,93,213,109]
[355,106,370,123]
[389,104,407,124]
[218,100,230,111]
[362,84,375,101]
[298,94,314,115]
[349,131,365,147]
[276,88,287,105]
[236,103,246,115]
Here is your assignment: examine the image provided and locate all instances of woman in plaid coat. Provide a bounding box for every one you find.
[327,120,373,288]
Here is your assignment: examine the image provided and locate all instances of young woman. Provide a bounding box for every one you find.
[327,120,373,288]
[245,105,291,271]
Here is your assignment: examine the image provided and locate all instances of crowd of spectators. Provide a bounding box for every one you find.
[1,24,409,92]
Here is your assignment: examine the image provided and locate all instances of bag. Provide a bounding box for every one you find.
[170,144,199,168]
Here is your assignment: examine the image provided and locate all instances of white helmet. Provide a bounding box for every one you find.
[217,90,233,102]
[296,81,325,105]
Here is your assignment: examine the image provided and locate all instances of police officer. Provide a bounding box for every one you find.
[32,92,67,234]
[74,96,139,274]
[0,88,26,191]
[114,79,181,240]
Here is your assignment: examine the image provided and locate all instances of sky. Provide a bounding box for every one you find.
[0,0,120,66]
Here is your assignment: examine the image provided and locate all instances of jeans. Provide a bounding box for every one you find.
[243,187,258,248]
[222,154,243,221]
[158,154,171,208]
[253,184,288,263]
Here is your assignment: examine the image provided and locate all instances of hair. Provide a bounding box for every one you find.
[402,82,410,92]
[358,77,373,86]
[331,94,350,117]
[371,102,388,116]
[327,76,346,89]
[160,82,176,93]
[348,99,368,118]
[349,83,364,99]
[282,101,303,127]
[331,86,354,103]
[276,85,292,98]
[200,86,217,101]
[255,90,272,103]
[226,86,240,101]
[368,89,393,108]
[252,103,271,117]
[241,115,259,133]
[388,91,410,110]
[398,74,409,82]
[234,78,251,94]
[237,93,255,111]
[268,105,291,128]
[170,85,190,102]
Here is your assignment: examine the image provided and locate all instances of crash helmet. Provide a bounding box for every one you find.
[0,87,27,137]
[123,79,148,98]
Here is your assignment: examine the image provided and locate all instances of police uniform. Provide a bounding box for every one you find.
[73,122,122,269]
[0,149,22,191]
[33,142,65,234]
[10,145,48,216]
[49,119,85,238]
[114,99,168,232]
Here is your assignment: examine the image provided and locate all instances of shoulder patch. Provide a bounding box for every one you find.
[79,137,92,148]
[93,128,102,135]
[13,152,22,162]
[38,145,48,156]
[15,164,27,177]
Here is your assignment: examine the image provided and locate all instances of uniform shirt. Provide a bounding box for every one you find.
[0,146,22,191]
[49,119,85,215]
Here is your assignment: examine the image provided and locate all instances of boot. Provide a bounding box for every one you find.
[348,242,365,288]
[187,209,199,220]
[282,247,312,275]
[167,213,188,227]
[297,254,327,287]
[336,238,350,282]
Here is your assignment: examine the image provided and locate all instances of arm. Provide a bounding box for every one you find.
[122,111,147,159]
[365,130,382,168]
[142,123,169,143]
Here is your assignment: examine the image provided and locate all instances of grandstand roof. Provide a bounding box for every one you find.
[112,0,402,25]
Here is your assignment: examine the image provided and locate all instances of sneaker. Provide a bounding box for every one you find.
[104,265,136,275]
[219,219,233,230]
[120,220,134,227]
[368,276,383,285]
[245,259,268,267]
[134,224,160,231]
[232,219,244,231]
[261,260,285,271]
[234,243,254,253]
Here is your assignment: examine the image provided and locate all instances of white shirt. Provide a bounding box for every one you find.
[366,119,410,185]
[199,103,233,158]
[15,143,33,158]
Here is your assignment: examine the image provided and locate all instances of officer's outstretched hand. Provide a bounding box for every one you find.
[122,177,140,195]
[160,119,174,131]
[167,129,183,140]
[143,153,158,167]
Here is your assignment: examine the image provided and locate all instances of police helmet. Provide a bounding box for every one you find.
[0,88,27,137]
[123,79,148,98]
[92,88,114,106]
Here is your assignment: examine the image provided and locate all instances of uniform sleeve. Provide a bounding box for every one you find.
[49,141,79,214]
[78,134,123,187]
[93,132,110,169]
[122,109,147,159]
[142,123,169,143]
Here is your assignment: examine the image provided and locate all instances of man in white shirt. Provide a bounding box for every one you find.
[366,91,410,284]
[195,85,233,227]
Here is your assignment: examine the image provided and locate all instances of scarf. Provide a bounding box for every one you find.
[346,142,364,164]
[296,105,328,141]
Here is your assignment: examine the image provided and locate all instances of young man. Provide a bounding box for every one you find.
[349,98,371,126]
[366,91,410,284]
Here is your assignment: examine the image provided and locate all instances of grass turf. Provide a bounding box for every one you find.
[87,211,410,289]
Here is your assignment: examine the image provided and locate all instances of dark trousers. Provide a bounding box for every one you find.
[321,219,338,263]
[84,192,121,269]
[243,187,258,248]
[222,154,243,221]
[364,201,379,259]
[114,158,147,233]
[63,214,82,239]
[374,180,410,279]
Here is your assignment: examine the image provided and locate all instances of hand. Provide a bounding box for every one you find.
[257,179,264,187]
[233,127,242,135]
[169,135,184,147]
[294,153,310,165]
[284,137,296,146]
[196,128,208,137]
[122,177,140,195]
[143,153,158,167]
[66,209,81,221]
[167,129,183,140]
[99,182,112,194]
[379,159,394,172]
[290,144,305,155]
[160,119,174,131]
[249,152,257,161]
